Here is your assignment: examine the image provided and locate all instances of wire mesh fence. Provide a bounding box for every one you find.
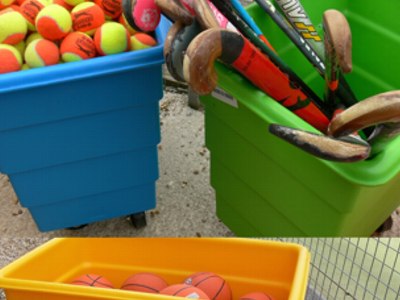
[275,238,400,300]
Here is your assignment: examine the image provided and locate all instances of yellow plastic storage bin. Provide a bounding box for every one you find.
[0,238,310,300]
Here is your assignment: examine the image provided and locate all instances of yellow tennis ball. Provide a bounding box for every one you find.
[0,44,22,74]
[36,4,72,41]
[24,38,60,68]
[0,10,28,45]
[71,2,104,35]
[63,0,85,7]
[25,32,42,45]
[94,22,130,55]
[14,40,26,56]
[130,32,157,51]
[21,63,30,70]
[19,0,50,31]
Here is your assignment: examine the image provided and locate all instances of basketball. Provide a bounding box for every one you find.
[160,284,210,299]
[120,272,168,293]
[70,274,114,289]
[184,272,232,300]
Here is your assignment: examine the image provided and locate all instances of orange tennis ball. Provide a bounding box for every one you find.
[184,272,232,300]
[130,32,157,51]
[36,4,72,41]
[24,38,59,68]
[94,22,129,55]
[19,0,50,31]
[70,274,115,289]
[239,292,276,300]
[14,40,26,56]
[71,2,105,35]
[0,44,22,74]
[160,284,210,300]
[120,272,168,293]
[94,0,121,20]
[0,10,27,45]
[60,31,96,62]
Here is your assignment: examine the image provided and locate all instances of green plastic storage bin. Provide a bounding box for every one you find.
[201,0,400,236]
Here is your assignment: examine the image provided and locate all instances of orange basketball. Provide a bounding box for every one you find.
[120,272,168,293]
[184,272,232,300]
[239,292,276,300]
[70,274,114,289]
[160,284,210,299]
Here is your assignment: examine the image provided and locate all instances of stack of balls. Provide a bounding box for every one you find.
[70,271,276,300]
[0,0,158,74]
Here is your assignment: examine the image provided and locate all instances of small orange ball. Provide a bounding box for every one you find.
[35,4,72,41]
[71,2,105,35]
[130,32,157,51]
[24,38,60,68]
[0,44,22,74]
[60,31,96,62]
[94,0,121,20]
[19,0,49,31]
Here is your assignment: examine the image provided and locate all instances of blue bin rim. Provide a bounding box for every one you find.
[0,17,171,94]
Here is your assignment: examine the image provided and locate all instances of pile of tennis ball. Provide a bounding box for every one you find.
[0,0,158,74]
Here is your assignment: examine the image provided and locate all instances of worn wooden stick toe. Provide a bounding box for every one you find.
[323,9,352,109]
[328,91,400,137]
[155,0,194,25]
[269,124,370,162]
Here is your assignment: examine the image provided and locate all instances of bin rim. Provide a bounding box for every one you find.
[0,238,310,300]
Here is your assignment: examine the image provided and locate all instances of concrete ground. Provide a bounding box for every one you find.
[0,82,399,238]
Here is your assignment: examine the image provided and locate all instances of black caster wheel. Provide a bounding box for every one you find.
[130,212,147,229]
[66,224,88,230]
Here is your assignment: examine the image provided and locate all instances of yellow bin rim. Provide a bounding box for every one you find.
[0,238,310,300]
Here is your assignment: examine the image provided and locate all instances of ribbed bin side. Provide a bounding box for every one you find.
[0,104,160,174]
[204,100,400,236]
[0,65,163,133]
[203,98,361,213]
[10,147,158,207]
